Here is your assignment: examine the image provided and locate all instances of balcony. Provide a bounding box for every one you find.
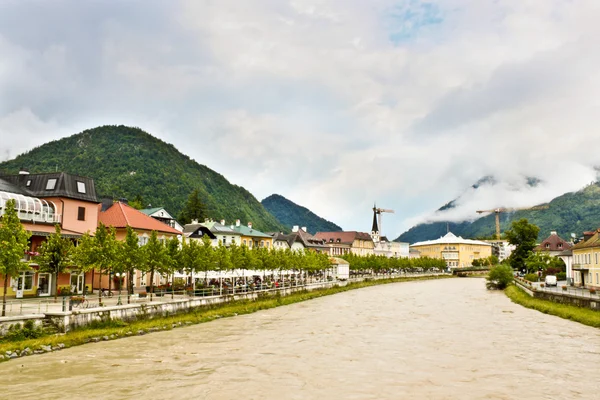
[1,191,61,224]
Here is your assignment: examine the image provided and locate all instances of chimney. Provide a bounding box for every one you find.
[19,167,29,175]
[301,226,307,232]
[292,225,299,232]
[550,231,557,235]
[248,222,253,229]
[236,219,240,227]
[191,219,198,224]
[583,231,595,242]
[220,219,225,225]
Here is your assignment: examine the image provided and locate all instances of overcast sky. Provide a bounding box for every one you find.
[2,0,600,239]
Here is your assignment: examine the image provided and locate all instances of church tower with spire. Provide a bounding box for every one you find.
[371,203,380,243]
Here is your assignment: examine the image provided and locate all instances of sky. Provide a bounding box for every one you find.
[2,0,600,239]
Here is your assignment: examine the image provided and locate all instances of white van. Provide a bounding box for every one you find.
[544,275,557,287]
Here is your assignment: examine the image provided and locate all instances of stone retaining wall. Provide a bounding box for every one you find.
[515,281,599,311]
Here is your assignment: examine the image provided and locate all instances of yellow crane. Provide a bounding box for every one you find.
[476,205,549,240]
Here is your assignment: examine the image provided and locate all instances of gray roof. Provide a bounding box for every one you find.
[1,172,99,203]
[0,177,30,195]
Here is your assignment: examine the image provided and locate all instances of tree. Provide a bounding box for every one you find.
[178,188,207,225]
[128,194,145,210]
[0,199,31,316]
[94,223,118,302]
[165,236,182,298]
[114,226,143,303]
[71,232,97,296]
[486,264,514,290]
[524,251,565,274]
[141,231,166,299]
[504,219,540,270]
[36,225,74,302]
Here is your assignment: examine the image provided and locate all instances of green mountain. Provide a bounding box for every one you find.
[0,125,286,232]
[261,194,342,234]
[397,182,600,243]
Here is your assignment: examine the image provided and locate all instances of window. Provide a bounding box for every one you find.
[76,181,86,194]
[26,179,31,187]
[545,244,550,249]
[45,178,57,190]
[77,207,85,221]
[222,236,226,245]
[596,253,598,265]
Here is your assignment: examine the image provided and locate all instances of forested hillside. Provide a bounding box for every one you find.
[0,125,286,232]
[262,194,342,234]
[397,183,600,243]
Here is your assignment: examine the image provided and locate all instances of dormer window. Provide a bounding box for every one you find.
[76,181,86,194]
[558,243,563,249]
[545,243,550,249]
[45,178,57,190]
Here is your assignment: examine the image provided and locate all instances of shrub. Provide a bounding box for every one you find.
[556,272,566,281]
[590,289,597,295]
[486,265,514,290]
[524,273,539,282]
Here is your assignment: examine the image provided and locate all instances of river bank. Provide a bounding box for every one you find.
[0,274,451,362]
[505,285,600,328]
[3,278,599,400]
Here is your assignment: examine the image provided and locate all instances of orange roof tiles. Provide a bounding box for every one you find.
[99,202,180,235]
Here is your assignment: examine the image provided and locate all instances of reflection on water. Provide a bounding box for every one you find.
[2,278,599,399]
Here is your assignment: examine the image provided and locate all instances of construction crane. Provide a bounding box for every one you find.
[476,205,549,240]
[372,205,395,236]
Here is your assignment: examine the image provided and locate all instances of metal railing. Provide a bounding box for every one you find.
[0,271,447,317]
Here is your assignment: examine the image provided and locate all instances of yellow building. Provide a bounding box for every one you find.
[570,229,600,289]
[410,232,492,268]
[231,220,274,249]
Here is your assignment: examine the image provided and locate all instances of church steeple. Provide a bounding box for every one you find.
[371,203,379,235]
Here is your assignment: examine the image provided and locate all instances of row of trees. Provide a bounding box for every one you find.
[341,253,447,272]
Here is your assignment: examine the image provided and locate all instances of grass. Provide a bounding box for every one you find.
[505,285,600,328]
[0,275,451,361]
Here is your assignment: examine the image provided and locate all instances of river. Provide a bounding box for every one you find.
[1,278,599,399]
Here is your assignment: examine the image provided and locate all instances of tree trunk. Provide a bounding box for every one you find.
[149,267,155,301]
[54,270,59,303]
[2,275,8,317]
[98,269,103,302]
[82,272,87,297]
[127,270,132,304]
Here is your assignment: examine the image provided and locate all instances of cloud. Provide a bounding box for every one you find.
[2,0,600,238]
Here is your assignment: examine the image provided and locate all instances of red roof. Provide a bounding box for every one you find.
[99,202,180,235]
[534,232,572,252]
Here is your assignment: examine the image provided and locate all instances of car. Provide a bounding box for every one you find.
[545,275,557,287]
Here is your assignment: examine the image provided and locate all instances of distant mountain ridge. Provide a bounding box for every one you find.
[0,125,286,232]
[397,182,600,243]
[261,194,342,234]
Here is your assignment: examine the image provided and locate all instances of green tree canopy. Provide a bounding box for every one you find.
[178,188,207,225]
[0,199,31,316]
[505,219,540,270]
[36,225,74,302]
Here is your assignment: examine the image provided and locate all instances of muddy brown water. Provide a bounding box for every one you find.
[1,278,599,399]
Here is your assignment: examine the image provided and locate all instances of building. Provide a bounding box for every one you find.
[185,219,242,247]
[272,225,329,253]
[534,231,572,256]
[314,231,375,257]
[0,171,101,298]
[231,220,273,249]
[268,232,292,250]
[99,201,181,290]
[410,232,492,268]
[140,207,183,232]
[570,229,600,289]
[483,240,515,262]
